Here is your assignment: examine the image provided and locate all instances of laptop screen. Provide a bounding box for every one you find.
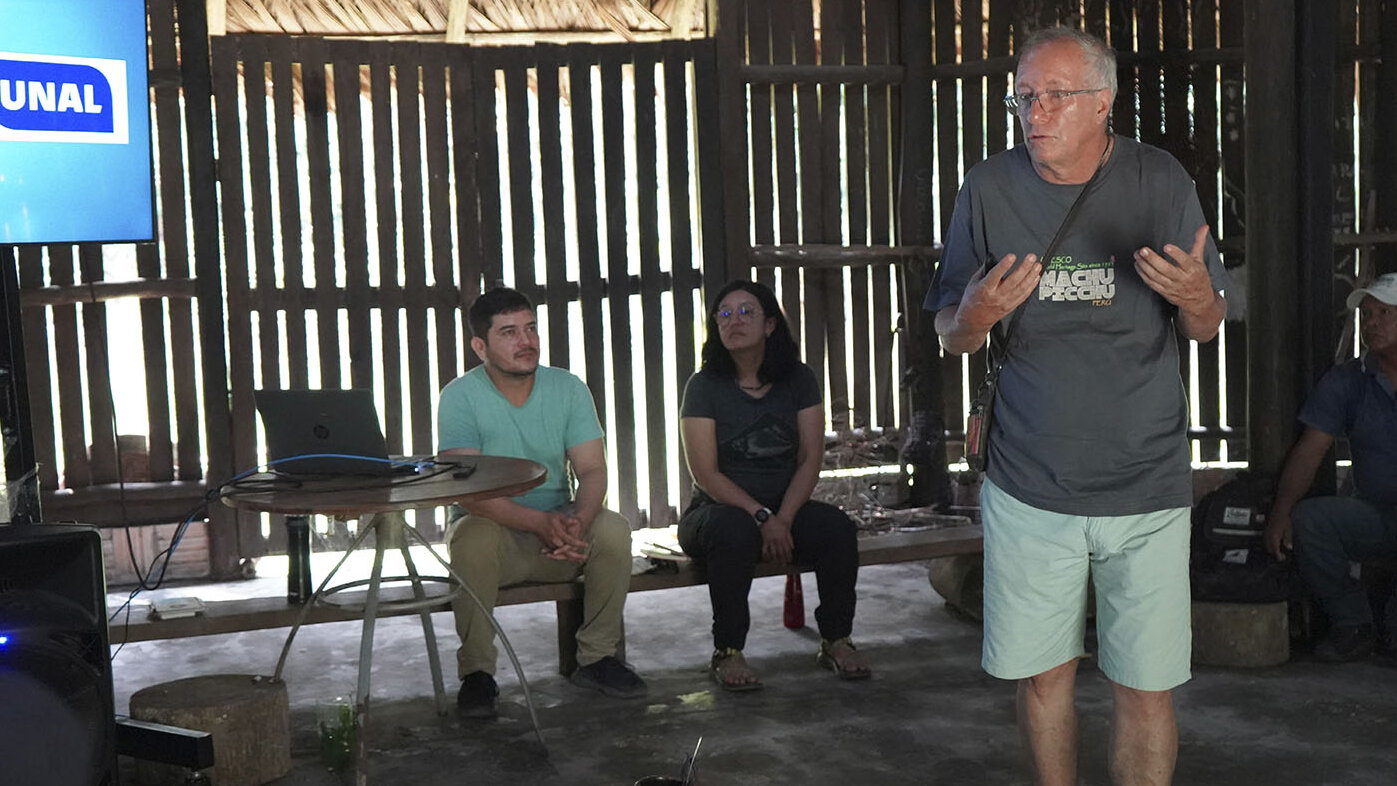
[253,389,397,476]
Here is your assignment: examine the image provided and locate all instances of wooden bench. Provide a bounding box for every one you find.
[109,525,983,674]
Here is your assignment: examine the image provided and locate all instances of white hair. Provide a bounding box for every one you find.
[1019,27,1118,100]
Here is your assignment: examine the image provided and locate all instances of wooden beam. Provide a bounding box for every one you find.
[42,482,210,527]
[109,525,984,644]
[749,243,941,270]
[740,63,906,85]
[19,278,196,308]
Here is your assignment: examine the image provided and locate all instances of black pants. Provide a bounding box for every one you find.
[677,499,859,651]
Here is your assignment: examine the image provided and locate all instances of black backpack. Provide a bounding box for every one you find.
[1190,472,1302,603]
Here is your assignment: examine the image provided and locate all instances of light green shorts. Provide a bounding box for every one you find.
[979,477,1192,691]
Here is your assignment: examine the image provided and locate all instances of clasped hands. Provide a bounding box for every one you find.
[959,224,1215,326]
[536,510,590,562]
[760,511,795,565]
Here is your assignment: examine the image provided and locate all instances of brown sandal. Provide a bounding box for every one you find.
[709,648,763,692]
[817,637,872,680]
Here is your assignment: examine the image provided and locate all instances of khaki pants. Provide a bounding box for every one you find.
[448,508,633,678]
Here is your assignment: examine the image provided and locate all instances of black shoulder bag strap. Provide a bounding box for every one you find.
[990,135,1114,369]
[965,136,1113,471]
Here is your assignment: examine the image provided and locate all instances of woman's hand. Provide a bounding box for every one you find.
[760,511,795,564]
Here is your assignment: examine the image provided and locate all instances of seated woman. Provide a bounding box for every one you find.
[677,279,871,691]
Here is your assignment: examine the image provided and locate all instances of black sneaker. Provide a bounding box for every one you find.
[1314,624,1376,662]
[569,656,648,699]
[457,671,498,718]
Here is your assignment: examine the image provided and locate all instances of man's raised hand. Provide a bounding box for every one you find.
[960,252,1042,329]
[1134,224,1214,311]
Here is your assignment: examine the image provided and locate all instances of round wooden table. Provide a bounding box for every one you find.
[219,454,546,518]
[220,454,550,758]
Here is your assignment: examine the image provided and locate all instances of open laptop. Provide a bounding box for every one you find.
[253,388,402,477]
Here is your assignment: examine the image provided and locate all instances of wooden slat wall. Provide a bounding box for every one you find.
[730,0,905,442]
[746,2,779,305]
[920,0,1247,461]
[14,0,1391,566]
[1190,0,1224,462]
[842,0,870,429]
[15,0,208,530]
[212,36,714,541]
[1353,1,1388,285]
[867,2,898,427]
[148,0,196,483]
[565,49,608,401]
[211,34,262,552]
[632,43,670,524]
[1218,0,1248,461]
[16,247,55,489]
[470,41,716,526]
[931,0,971,441]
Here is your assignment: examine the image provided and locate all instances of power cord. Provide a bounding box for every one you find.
[106,453,466,660]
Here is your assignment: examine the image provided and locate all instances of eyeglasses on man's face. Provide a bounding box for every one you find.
[1003,87,1107,115]
[715,304,762,324]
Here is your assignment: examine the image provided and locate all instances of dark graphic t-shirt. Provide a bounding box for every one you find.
[925,137,1233,516]
[680,364,822,509]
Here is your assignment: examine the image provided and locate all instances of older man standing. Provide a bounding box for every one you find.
[926,27,1230,785]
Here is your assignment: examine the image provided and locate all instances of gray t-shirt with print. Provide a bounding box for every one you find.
[680,363,822,510]
[925,137,1231,516]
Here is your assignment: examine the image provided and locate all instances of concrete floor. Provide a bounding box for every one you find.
[107,555,1397,786]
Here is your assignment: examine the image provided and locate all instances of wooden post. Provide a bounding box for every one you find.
[1377,0,1397,276]
[1296,0,1339,495]
[178,0,240,578]
[1243,0,1302,475]
[899,0,949,507]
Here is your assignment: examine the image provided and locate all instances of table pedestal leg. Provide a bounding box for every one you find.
[270,513,549,757]
[396,534,449,715]
[399,523,548,750]
[273,521,378,681]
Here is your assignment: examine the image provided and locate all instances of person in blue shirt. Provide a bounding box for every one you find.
[1265,272,1397,661]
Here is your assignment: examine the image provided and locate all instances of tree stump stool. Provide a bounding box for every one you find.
[1192,601,1289,667]
[130,674,291,786]
[927,554,984,622]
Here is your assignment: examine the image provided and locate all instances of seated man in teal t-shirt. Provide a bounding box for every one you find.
[440,286,645,718]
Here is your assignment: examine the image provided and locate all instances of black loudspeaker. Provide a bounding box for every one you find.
[0,523,116,785]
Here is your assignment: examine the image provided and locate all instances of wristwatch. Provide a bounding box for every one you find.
[753,507,773,524]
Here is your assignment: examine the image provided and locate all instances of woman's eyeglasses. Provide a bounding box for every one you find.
[715,305,762,324]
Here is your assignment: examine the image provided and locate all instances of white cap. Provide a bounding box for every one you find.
[1345,272,1397,310]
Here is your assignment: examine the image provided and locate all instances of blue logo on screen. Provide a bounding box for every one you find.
[0,52,128,144]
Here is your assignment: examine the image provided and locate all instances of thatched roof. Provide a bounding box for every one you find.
[212,0,709,41]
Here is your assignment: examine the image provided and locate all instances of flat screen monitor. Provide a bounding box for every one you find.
[0,0,154,245]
